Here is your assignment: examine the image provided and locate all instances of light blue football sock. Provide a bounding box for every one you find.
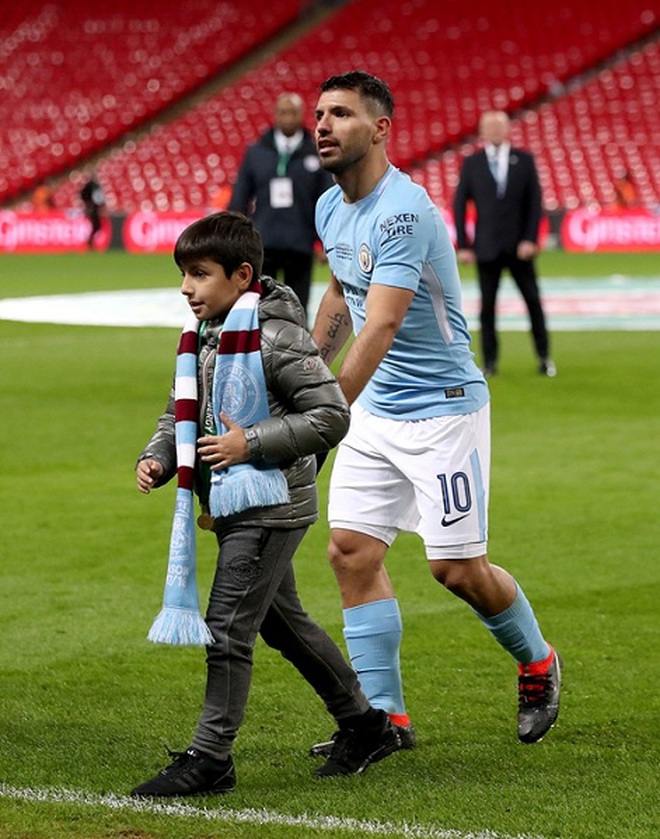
[476,584,551,665]
[343,598,406,715]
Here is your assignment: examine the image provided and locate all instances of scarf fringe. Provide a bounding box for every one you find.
[148,606,215,646]
[147,487,212,647]
[209,466,289,519]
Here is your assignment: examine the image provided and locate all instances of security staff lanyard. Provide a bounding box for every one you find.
[270,148,295,208]
[276,150,291,177]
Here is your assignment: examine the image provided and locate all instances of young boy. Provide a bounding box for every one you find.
[132,212,400,798]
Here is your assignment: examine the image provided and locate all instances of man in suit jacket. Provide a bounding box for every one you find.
[453,111,555,377]
[229,92,333,322]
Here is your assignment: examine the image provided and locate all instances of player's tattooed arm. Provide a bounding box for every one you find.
[312,274,352,365]
[317,310,352,363]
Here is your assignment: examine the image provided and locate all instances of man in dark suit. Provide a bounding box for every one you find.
[453,111,555,377]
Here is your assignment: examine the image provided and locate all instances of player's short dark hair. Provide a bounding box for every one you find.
[174,211,264,278]
[320,70,394,118]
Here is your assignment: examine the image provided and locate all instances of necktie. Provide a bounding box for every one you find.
[490,153,506,197]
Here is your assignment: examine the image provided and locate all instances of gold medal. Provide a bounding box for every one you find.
[197,513,215,530]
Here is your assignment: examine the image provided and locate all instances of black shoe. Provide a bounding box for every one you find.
[131,748,236,798]
[538,358,557,377]
[314,710,402,777]
[518,650,562,744]
[482,363,497,378]
[310,722,416,758]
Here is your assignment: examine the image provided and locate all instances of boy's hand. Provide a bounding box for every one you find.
[198,413,249,470]
[137,458,164,493]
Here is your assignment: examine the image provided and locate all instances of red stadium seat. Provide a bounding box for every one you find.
[4,0,658,212]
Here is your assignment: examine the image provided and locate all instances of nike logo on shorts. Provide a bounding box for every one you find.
[441,513,469,527]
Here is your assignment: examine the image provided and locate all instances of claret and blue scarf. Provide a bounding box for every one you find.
[148,279,289,646]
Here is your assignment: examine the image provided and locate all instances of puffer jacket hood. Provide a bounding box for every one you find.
[259,274,305,326]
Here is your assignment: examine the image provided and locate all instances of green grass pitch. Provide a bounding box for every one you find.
[0,251,658,838]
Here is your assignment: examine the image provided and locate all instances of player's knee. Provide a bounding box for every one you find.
[430,555,489,599]
[430,559,462,593]
[327,531,382,578]
[327,534,351,574]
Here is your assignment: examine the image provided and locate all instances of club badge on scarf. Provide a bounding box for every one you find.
[147,280,289,646]
[209,285,289,517]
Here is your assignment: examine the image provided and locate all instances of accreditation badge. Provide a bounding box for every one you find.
[269,177,294,208]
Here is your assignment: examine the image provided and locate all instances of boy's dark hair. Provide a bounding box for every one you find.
[174,211,264,278]
[320,71,394,118]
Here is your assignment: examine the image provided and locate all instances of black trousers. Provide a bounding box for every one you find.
[86,210,101,246]
[477,254,550,367]
[191,525,369,760]
[263,249,314,321]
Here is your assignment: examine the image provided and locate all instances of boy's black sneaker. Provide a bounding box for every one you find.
[131,748,236,797]
[314,710,401,777]
[518,648,562,744]
[310,722,416,758]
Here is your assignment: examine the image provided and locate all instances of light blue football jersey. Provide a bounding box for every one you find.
[316,165,489,419]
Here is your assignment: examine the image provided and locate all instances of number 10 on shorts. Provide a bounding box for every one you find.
[438,472,472,525]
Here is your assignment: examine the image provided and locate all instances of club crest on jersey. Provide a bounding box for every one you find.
[358,243,373,273]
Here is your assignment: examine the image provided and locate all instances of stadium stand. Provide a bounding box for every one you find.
[1,0,658,213]
[0,0,303,202]
[411,38,660,211]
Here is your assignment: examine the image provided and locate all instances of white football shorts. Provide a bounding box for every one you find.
[329,402,490,560]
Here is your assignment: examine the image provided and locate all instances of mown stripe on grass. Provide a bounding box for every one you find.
[0,783,542,839]
[1,277,660,330]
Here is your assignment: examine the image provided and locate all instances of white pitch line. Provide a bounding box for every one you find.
[0,783,543,839]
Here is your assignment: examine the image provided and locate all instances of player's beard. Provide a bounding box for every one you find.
[319,144,369,175]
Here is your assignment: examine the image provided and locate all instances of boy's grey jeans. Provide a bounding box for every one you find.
[191,524,369,760]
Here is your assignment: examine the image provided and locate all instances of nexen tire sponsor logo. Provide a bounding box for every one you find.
[380,212,419,239]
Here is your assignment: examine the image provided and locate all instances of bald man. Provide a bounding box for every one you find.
[453,111,555,377]
[229,93,333,321]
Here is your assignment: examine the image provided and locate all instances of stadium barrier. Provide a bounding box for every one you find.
[560,207,660,252]
[0,208,658,254]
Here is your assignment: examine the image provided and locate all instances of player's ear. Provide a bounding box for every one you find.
[373,114,391,145]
